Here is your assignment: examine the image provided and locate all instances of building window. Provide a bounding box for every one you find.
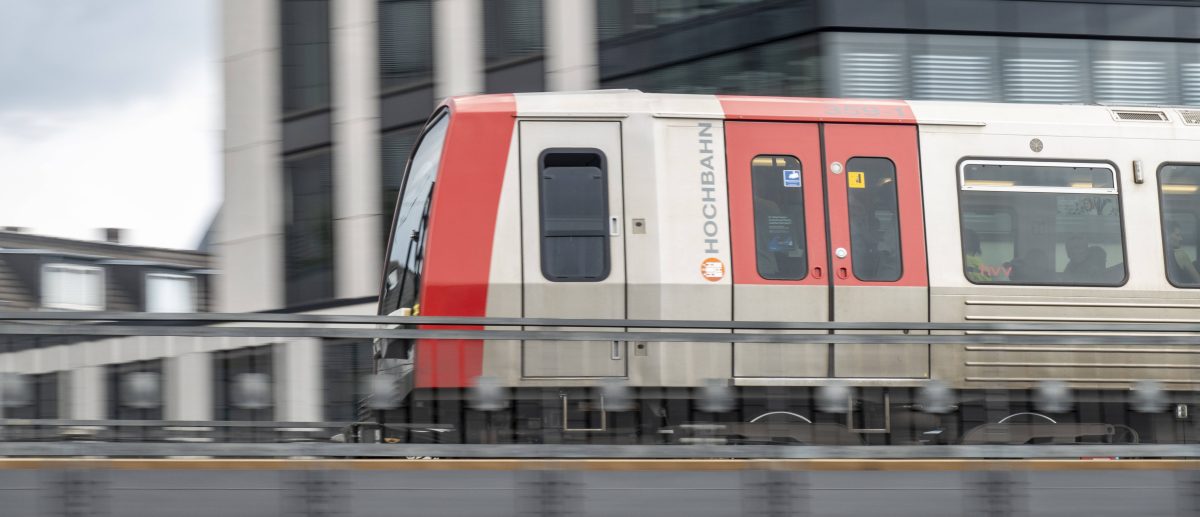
[484,0,543,64]
[958,161,1126,286]
[213,346,274,422]
[145,273,197,313]
[322,341,374,422]
[284,148,335,306]
[539,150,610,282]
[597,0,765,41]
[5,372,59,420]
[41,263,104,310]
[107,360,164,421]
[379,0,434,89]
[281,0,331,114]
[751,155,807,280]
[1159,164,1200,287]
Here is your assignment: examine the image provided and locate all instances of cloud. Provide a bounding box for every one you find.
[0,0,219,249]
[0,0,213,111]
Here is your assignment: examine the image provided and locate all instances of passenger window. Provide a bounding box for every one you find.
[958,161,1125,286]
[539,149,609,281]
[847,157,902,282]
[751,155,807,280]
[1159,165,1200,287]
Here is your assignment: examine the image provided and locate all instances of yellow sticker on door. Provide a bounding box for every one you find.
[848,171,866,189]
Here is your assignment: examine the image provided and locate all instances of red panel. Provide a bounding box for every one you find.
[415,94,517,388]
[719,96,914,124]
[725,121,827,286]
[823,124,927,288]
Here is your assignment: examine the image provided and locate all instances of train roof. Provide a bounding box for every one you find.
[445,90,1200,138]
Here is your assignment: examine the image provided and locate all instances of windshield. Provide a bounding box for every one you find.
[379,112,450,315]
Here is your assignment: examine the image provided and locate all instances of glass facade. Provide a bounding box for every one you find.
[379,0,434,89]
[597,0,766,41]
[602,36,821,96]
[281,0,331,113]
[825,32,1200,106]
[284,148,335,307]
[107,360,165,421]
[484,0,543,64]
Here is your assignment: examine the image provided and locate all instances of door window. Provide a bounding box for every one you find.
[751,155,808,280]
[846,157,902,282]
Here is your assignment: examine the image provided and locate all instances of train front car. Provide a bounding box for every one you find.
[370,90,1200,446]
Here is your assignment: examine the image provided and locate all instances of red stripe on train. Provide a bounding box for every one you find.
[415,94,516,388]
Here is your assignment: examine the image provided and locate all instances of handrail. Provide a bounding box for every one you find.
[6,311,1200,333]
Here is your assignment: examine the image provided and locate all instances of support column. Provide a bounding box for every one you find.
[434,0,484,99]
[331,0,384,300]
[274,339,323,422]
[165,352,213,421]
[546,0,598,91]
[68,366,106,420]
[216,0,285,312]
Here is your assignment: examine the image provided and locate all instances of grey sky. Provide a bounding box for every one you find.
[0,0,220,249]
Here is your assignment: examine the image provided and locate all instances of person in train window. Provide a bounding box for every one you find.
[1166,222,1200,284]
[962,230,996,282]
[1061,235,1107,283]
[1008,248,1052,283]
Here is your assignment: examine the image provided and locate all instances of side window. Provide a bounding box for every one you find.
[958,161,1125,286]
[751,155,807,280]
[847,157,902,282]
[1159,164,1200,287]
[539,149,609,281]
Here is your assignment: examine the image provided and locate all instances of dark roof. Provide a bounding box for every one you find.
[0,231,207,269]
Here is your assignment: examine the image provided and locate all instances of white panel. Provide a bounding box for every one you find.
[146,274,197,313]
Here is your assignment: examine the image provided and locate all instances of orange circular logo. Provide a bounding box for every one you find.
[700,258,726,282]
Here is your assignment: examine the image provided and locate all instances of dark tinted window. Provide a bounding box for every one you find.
[7,372,59,420]
[1159,165,1200,287]
[213,346,274,422]
[284,148,335,306]
[381,113,450,314]
[751,155,807,280]
[107,360,164,421]
[540,150,609,281]
[381,125,422,243]
[847,157,902,282]
[484,0,543,64]
[959,161,1125,286]
[322,341,374,422]
[281,0,330,113]
[379,0,434,89]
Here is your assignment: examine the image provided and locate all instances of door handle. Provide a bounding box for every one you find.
[812,266,823,279]
[609,216,621,236]
[836,267,848,280]
[611,341,622,360]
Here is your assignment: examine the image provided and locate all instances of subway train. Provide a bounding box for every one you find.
[371,90,1200,445]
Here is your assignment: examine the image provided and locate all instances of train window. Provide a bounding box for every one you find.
[380,111,450,315]
[847,157,902,282]
[539,149,609,281]
[1158,164,1200,287]
[751,155,807,280]
[958,160,1125,286]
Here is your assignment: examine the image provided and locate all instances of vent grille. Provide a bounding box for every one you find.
[1178,110,1200,125]
[1112,110,1169,122]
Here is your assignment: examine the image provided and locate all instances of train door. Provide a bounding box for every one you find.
[519,121,628,378]
[824,124,928,378]
[727,122,830,377]
[727,122,928,379]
